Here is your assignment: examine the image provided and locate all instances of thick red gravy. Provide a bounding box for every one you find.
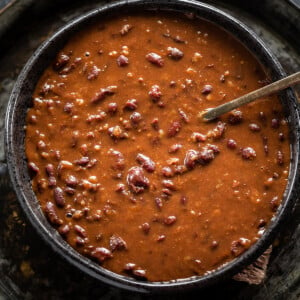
[25,13,289,281]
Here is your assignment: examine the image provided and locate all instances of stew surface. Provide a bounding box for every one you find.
[25,13,289,281]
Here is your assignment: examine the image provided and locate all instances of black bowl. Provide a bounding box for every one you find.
[5,0,300,294]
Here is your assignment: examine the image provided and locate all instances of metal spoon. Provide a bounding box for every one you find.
[200,71,300,122]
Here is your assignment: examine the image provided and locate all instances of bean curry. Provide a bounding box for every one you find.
[25,13,290,281]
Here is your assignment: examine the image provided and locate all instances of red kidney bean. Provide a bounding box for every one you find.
[167,120,181,137]
[130,112,142,125]
[207,121,226,139]
[191,132,206,142]
[80,145,89,156]
[124,99,138,110]
[206,144,220,154]
[277,150,284,165]
[86,158,98,169]
[46,164,55,177]
[120,24,133,35]
[117,55,129,67]
[180,195,188,205]
[136,153,155,173]
[258,219,267,228]
[109,235,127,251]
[149,85,162,102]
[157,235,166,242]
[241,147,256,160]
[75,236,86,246]
[162,180,176,190]
[185,11,195,19]
[231,239,249,256]
[91,247,113,263]
[184,149,199,169]
[155,197,163,210]
[58,224,70,236]
[53,53,70,71]
[39,82,53,96]
[107,102,118,114]
[157,101,165,108]
[48,177,57,188]
[262,136,269,155]
[46,99,55,108]
[174,165,187,175]
[44,202,62,225]
[168,143,182,153]
[151,118,159,130]
[28,115,37,124]
[174,165,188,175]
[270,196,280,212]
[28,162,39,176]
[201,84,212,95]
[258,111,267,123]
[91,86,116,104]
[169,80,176,87]
[124,263,136,271]
[37,179,47,193]
[115,183,126,193]
[80,180,100,192]
[278,132,285,141]
[132,269,147,279]
[227,139,237,149]
[108,125,128,140]
[140,222,150,234]
[145,52,164,67]
[94,233,103,242]
[164,215,177,225]
[53,187,66,207]
[228,110,243,124]
[198,148,215,165]
[87,65,100,80]
[74,156,90,166]
[178,108,189,123]
[71,130,80,148]
[74,224,87,238]
[161,166,175,177]
[64,187,75,195]
[167,47,183,60]
[211,241,219,249]
[174,35,186,43]
[127,166,150,193]
[83,207,90,217]
[163,33,186,43]
[271,118,280,129]
[64,102,74,114]
[65,175,78,187]
[109,150,125,170]
[249,123,261,132]
[59,64,76,75]
[86,111,107,123]
[45,164,57,187]
[162,188,172,197]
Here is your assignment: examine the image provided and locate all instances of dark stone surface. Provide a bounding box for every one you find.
[0,1,299,299]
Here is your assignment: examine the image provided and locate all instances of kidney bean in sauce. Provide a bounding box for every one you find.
[26,12,290,282]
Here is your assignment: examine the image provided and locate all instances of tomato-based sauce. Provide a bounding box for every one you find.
[25,13,289,281]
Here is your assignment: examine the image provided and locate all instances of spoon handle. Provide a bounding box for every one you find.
[201,71,300,122]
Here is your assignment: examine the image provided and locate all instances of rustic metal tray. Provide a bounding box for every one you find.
[0,0,299,299]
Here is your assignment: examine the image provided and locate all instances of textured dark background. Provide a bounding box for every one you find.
[0,0,299,299]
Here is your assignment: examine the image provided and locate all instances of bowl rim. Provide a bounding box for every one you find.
[5,0,300,293]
